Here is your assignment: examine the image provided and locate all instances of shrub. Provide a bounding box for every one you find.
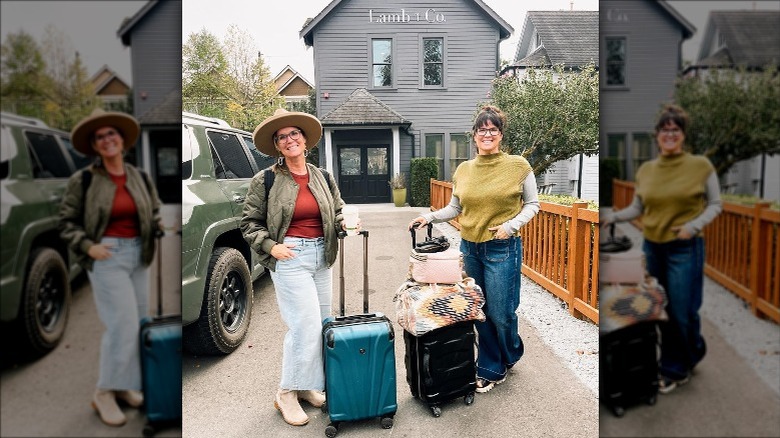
[410,158,439,207]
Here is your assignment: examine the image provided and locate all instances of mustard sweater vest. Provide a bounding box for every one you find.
[453,152,532,243]
[635,152,715,243]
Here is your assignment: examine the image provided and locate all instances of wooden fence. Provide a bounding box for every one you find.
[430,179,600,324]
[612,179,780,324]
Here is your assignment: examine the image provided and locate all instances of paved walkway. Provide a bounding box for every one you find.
[599,216,780,437]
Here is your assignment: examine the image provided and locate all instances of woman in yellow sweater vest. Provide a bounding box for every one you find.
[409,105,540,393]
[602,104,722,394]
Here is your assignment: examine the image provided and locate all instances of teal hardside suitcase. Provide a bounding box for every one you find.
[140,233,182,437]
[322,231,397,437]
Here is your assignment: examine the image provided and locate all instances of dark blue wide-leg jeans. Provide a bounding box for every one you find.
[460,236,525,382]
[643,237,707,380]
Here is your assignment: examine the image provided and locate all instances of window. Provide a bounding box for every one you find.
[372,39,393,87]
[243,135,275,170]
[182,125,193,180]
[25,131,71,178]
[449,134,469,180]
[207,131,254,179]
[632,133,653,172]
[605,37,627,86]
[59,135,92,170]
[422,38,443,87]
[425,134,444,180]
[607,133,627,180]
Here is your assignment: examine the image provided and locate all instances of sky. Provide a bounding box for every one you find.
[0,1,147,84]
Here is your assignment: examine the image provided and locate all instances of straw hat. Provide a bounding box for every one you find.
[70,108,140,155]
[252,108,322,157]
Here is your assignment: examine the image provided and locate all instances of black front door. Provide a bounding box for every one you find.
[338,146,390,203]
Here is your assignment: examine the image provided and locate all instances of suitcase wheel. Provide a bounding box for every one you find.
[380,415,394,429]
[646,395,657,406]
[143,423,155,437]
[325,423,339,438]
[429,405,442,417]
[611,405,625,417]
[464,392,475,405]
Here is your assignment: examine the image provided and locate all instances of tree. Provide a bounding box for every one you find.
[182,26,283,131]
[486,63,599,176]
[673,66,780,176]
[39,25,100,130]
[182,28,230,117]
[0,30,52,118]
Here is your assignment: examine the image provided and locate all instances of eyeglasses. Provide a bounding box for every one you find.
[476,128,501,136]
[94,130,119,142]
[659,128,682,135]
[275,129,302,144]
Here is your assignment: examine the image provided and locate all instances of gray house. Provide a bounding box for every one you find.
[117,0,182,300]
[300,0,513,204]
[683,10,780,202]
[599,0,695,189]
[503,10,600,203]
[117,0,182,206]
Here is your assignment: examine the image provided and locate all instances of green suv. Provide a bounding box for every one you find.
[1,112,91,357]
[181,112,274,355]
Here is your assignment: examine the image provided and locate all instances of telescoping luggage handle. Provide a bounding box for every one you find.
[337,230,370,316]
[410,222,433,249]
[153,228,166,317]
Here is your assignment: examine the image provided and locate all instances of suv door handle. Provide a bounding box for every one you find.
[232,195,246,203]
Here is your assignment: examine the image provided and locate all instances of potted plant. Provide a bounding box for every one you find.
[389,173,407,207]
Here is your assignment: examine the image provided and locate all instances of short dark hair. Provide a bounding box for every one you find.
[655,104,689,136]
[472,105,507,133]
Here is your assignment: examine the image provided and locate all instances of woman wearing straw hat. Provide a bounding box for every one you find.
[240,108,351,426]
[59,108,162,427]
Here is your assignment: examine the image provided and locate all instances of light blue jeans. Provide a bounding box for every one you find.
[86,236,149,391]
[270,237,332,390]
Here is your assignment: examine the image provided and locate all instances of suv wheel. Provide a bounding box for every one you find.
[185,247,253,355]
[18,248,71,357]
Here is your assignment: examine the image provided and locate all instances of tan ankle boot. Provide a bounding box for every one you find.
[297,390,326,408]
[115,390,144,408]
[274,389,309,426]
[91,389,126,427]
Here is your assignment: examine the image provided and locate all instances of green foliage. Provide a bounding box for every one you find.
[721,194,780,211]
[183,26,283,131]
[486,63,599,176]
[410,158,439,207]
[538,193,599,211]
[673,66,780,176]
[1,29,101,130]
[599,158,621,207]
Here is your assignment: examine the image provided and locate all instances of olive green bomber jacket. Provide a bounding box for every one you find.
[240,164,344,272]
[58,163,162,272]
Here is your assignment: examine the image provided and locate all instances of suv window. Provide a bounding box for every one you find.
[207,131,254,179]
[243,135,275,170]
[182,125,193,180]
[59,135,92,170]
[25,131,71,178]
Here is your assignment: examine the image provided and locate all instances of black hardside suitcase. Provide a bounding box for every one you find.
[404,321,477,417]
[600,320,660,417]
[322,230,397,438]
[140,232,182,437]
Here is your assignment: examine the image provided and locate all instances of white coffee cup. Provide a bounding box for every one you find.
[343,205,359,236]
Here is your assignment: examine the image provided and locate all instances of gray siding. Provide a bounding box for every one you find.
[129,0,182,121]
[312,0,503,162]
[600,0,687,179]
